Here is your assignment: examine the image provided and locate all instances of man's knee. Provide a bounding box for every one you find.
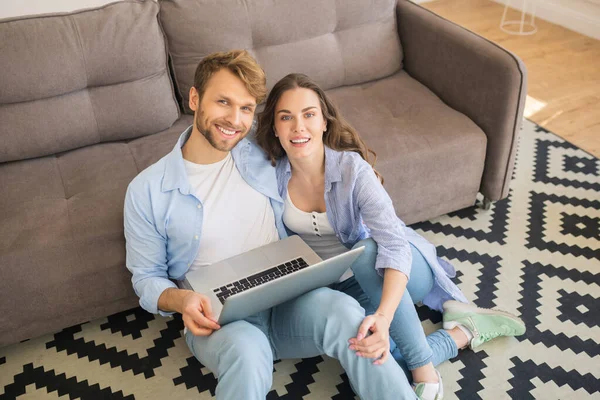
[187,321,273,382]
[306,288,364,324]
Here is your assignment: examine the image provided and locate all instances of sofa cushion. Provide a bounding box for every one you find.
[326,71,488,224]
[0,115,192,347]
[159,0,402,113]
[0,0,180,163]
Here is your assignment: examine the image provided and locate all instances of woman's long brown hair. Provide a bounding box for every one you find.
[256,73,383,183]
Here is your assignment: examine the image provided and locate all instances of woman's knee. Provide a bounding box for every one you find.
[350,238,378,275]
[405,244,434,303]
[351,238,377,254]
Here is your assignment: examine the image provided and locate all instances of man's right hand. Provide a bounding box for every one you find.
[158,288,221,336]
[181,291,221,336]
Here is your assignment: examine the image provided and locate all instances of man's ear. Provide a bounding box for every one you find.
[189,87,199,112]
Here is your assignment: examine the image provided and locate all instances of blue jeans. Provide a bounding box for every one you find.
[343,239,458,380]
[185,287,417,400]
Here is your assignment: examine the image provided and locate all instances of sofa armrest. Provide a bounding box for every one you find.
[396,0,527,201]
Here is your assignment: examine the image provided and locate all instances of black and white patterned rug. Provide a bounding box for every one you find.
[1,119,599,399]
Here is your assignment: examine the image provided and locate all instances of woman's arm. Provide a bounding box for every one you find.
[346,159,414,362]
[352,160,413,278]
[350,267,409,364]
[376,268,408,321]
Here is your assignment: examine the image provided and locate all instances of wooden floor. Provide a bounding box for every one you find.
[419,0,600,158]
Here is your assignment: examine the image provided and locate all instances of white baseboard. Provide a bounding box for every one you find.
[493,0,600,40]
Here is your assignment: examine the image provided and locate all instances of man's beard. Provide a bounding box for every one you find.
[195,110,245,152]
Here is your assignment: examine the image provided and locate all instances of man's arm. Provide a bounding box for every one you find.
[124,182,219,335]
[124,182,177,315]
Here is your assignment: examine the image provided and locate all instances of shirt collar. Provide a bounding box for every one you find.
[280,145,343,190]
[324,146,342,187]
[161,125,251,194]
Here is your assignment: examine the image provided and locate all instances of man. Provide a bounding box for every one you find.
[124,50,418,399]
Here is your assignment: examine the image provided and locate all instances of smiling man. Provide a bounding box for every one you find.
[124,50,417,400]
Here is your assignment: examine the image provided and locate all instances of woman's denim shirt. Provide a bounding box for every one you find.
[275,146,468,311]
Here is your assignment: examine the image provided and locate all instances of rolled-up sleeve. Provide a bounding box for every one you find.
[124,183,176,316]
[353,166,413,278]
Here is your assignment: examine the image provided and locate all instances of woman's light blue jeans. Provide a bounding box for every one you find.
[335,238,458,380]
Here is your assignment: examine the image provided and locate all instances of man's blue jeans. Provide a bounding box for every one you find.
[185,286,417,400]
[343,238,458,380]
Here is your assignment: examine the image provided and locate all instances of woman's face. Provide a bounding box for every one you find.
[273,87,327,161]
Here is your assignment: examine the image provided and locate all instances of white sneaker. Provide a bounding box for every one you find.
[412,369,443,400]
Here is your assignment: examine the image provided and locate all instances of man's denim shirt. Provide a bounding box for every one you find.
[124,126,287,316]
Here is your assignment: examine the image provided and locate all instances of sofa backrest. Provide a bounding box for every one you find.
[159,0,402,113]
[0,0,180,163]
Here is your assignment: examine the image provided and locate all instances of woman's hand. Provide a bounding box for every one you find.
[348,313,391,365]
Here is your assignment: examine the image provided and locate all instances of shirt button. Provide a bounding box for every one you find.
[194,235,199,240]
[312,215,316,219]
[197,204,202,208]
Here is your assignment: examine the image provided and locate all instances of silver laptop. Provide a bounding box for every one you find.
[180,235,364,325]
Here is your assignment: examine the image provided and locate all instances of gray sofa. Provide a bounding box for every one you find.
[0,0,526,347]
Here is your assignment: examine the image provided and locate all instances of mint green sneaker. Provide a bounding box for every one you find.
[442,300,526,349]
[413,369,443,400]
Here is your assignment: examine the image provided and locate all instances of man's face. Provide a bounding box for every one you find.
[189,68,257,153]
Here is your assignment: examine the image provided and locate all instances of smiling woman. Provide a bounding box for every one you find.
[255,72,527,400]
[274,88,327,160]
[256,73,382,183]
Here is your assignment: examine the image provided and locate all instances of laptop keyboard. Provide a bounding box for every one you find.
[213,257,309,305]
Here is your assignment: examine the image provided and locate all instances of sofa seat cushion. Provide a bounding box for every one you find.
[326,71,487,224]
[0,115,192,346]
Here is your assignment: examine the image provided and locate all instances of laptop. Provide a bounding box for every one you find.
[180,235,364,325]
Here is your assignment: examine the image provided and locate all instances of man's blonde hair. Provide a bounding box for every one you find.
[193,49,267,104]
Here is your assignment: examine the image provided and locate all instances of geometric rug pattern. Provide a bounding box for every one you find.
[1,119,599,399]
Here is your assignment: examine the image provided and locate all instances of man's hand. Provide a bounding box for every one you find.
[348,313,391,365]
[158,288,221,336]
[181,291,221,336]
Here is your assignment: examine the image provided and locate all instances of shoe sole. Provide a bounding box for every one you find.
[442,300,525,331]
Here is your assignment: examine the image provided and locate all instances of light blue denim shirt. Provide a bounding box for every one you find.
[124,126,287,315]
[276,146,468,311]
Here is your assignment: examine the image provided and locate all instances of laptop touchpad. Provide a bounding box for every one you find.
[230,251,271,276]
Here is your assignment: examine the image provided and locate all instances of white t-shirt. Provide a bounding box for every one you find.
[184,153,279,271]
[283,191,354,282]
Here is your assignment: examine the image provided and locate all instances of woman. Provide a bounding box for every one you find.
[256,73,526,400]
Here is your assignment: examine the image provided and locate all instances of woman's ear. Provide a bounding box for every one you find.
[273,126,278,137]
